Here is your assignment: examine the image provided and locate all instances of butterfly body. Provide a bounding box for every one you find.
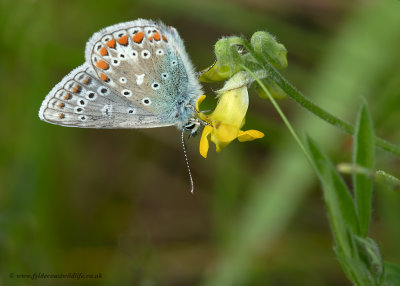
[39,19,203,131]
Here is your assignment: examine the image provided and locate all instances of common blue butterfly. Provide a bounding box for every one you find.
[39,19,203,134]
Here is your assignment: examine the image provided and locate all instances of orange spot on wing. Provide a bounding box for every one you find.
[162,35,168,42]
[99,46,108,56]
[100,73,109,82]
[117,35,128,46]
[96,60,109,70]
[63,93,72,100]
[71,85,81,93]
[148,35,153,42]
[58,113,65,119]
[82,77,92,85]
[153,32,161,41]
[106,39,116,48]
[57,102,65,108]
[133,32,144,43]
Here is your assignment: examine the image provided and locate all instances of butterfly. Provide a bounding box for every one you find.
[38,19,205,193]
[39,19,203,134]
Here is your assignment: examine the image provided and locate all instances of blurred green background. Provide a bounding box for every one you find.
[1,0,400,285]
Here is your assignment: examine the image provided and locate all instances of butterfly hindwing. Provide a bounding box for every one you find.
[38,64,174,128]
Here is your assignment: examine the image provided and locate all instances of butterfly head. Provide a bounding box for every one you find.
[183,118,203,136]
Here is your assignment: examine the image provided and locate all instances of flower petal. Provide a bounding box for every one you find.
[212,123,239,144]
[212,124,237,152]
[237,130,265,142]
[200,125,213,158]
[196,94,207,111]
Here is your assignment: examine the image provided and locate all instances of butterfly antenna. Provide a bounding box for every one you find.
[181,130,194,194]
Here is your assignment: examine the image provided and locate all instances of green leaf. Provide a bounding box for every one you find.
[353,104,375,237]
[354,236,383,280]
[335,248,375,286]
[307,137,387,285]
[383,262,400,285]
[375,170,400,191]
[306,137,359,251]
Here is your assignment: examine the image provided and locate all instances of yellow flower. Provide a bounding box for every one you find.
[197,74,264,158]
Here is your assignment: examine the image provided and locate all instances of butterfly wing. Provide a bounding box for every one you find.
[39,19,203,129]
[84,19,203,129]
[39,63,174,128]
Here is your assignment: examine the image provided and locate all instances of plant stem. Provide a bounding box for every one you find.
[243,66,314,167]
[242,41,400,157]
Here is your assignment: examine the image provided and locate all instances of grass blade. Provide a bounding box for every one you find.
[306,137,359,241]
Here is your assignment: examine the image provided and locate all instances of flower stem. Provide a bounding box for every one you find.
[243,66,314,166]
[242,40,400,157]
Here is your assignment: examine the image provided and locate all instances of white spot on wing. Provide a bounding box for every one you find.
[152,82,160,90]
[101,104,113,117]
[77,98,88,106]
[121,89,132,97]
[79,115,87,122]
[136,74,145,85]
[97,86,110,96]
[142,97,151,106]
[141,50,151,59]
[74,106,84,114]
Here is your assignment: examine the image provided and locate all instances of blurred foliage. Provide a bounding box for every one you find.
[1,0,400,286]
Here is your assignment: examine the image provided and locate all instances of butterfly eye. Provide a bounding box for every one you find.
[118,53,126,60]
[142,97,152,106]
[184,123,196,130]
[161,73,169,79]
[127,108,135,114]
[184,121,200,134]
[112,59,120,66]
[156,49,164,56]
[132,50,138,57]
[171,60,177,66]
[119,77,127,84]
